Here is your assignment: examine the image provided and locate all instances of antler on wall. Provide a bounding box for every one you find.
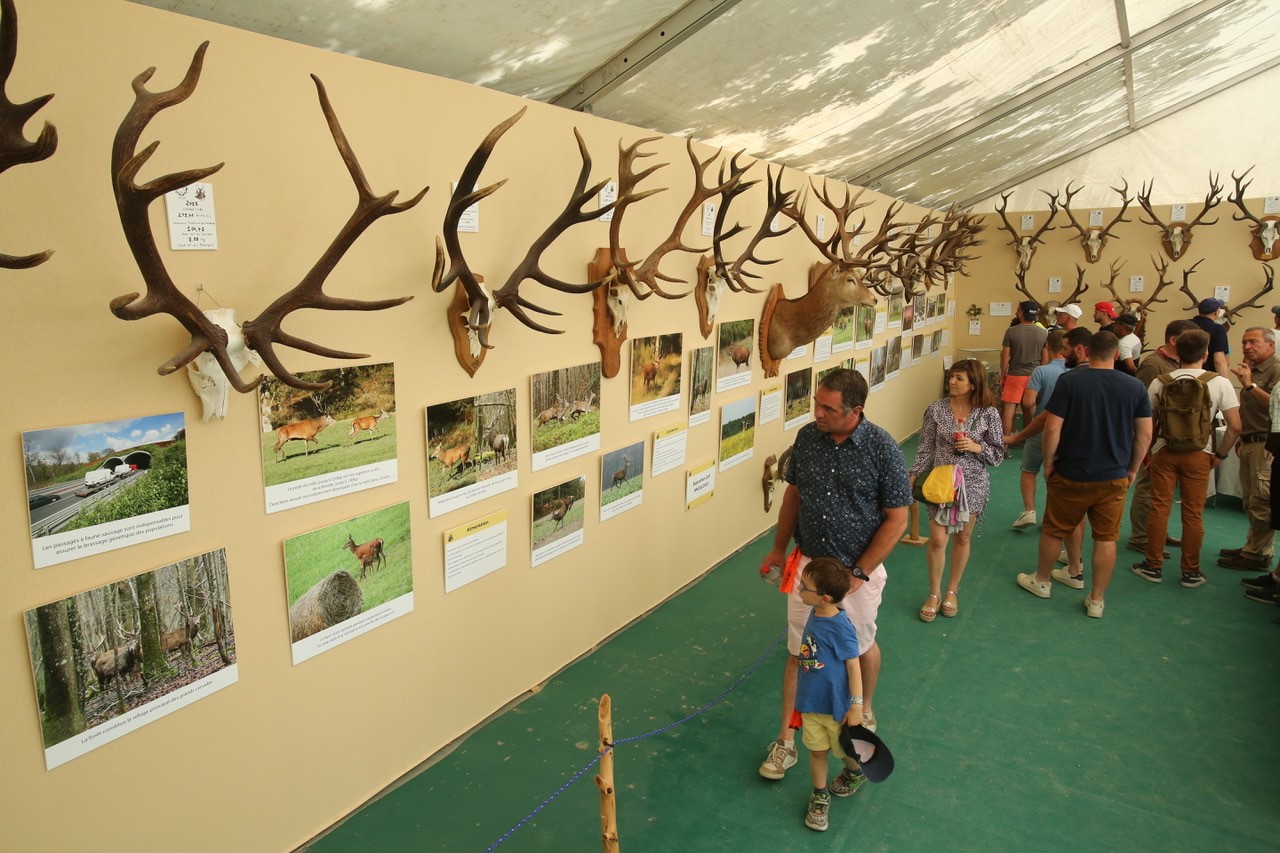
[994,190,1056,272]
[1224,263,1276,326]
[1136,173,1221,262]
[111,41,427,393]
[1060,180,1132,264]
[0,0,57,268]
[1228,166,1280,261]
[1177,257,1206,309]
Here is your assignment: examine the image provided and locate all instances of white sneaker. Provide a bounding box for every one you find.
[1012,510,1037,530]
[1017,572,1051,599]
[1084,596,1105,618]
[1056,549,1069,565]
[1051,567,1085,589]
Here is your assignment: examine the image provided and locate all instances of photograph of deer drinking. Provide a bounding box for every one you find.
[22,413,190,569]
[23,548,237,769]
[425,388,518,516]
[258,364,399,510]
[284,502,412,664]
[531,476,586,565]
[599,441,644,522]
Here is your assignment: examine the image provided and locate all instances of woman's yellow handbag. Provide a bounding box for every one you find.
[916,465,956,505]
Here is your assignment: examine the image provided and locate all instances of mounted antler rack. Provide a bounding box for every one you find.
[110,41,428,395]
[0,0,56,269]
[1011,268,1042,316]
[1228,167,1280,261]
[994,189,1057,272]
[1095,259,1127,308]
[433,108,613,376]
[1224,263,1276,326]
[1061,180,1132,264]
[1136,173,1221,262]
[1124,256,1177,340]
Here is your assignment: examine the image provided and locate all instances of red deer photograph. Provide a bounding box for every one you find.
[688,345,714,421]
[628,333,683,417]
[284,502,413,663]
[715,318,755,393]
[599,441,645,522]
[531,475,586,564]
[528,361,602,472]
[22,548,237,769]
[426,388,518,516]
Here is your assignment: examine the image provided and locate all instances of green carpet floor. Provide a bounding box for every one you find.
[309,440,1280,852]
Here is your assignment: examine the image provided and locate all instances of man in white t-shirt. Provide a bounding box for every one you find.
[1115,313,1141,376]
[1134,329,1241,589]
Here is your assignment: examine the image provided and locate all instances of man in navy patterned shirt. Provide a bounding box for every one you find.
[757,369,912,781]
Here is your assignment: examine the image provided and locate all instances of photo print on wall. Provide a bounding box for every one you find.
[600,441,644,522]
[425,387,518,517]
[718,394,757,472]
[715,318,755,393]
[688,345,713,427]
[629,333,683,421]
[784,367,812,431]
[259,363,398,514]
[284,501,413,664]
[529,362,601,472]
[23,412,190,569]
[531,476,586,566]
[24,547,237,769]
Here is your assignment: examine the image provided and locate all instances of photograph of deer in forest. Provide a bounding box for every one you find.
[912,333,924,365]
[600,441,645,521]
[426,388,518,516]
[284,502,412,663]
[531,476,586,564]
[887,335,903,378]
[23,413,189,569]
[629,333,683,420]
[784,367,812,426]
[529,362,602,472]
[24,548,237,769]
[715,318,754,393]
[855,304,875,349]
[870,344,887,389]
[688,345,713,423]
[887,291,905,328]
[718,394,757,471]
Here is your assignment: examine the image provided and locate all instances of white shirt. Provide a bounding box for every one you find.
[1118,333,1141,363]
[1147,368,1239,453]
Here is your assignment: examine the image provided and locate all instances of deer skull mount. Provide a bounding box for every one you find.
[186,308,263,421]
[110,41,427,397]
[1136,174,1222,262]
[994,189,1058,272]
[1061,180,1132,264]
[694,254,721,339]
[1229,167,1280,261]
[0,0,57,269]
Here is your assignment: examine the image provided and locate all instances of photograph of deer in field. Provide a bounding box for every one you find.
[689,345,713,420]
[855,303,875,348]
[831,304,857,350]
[532,476,586,555]
[23,548,236,768]
[425,388,519,511]
[630,333,683,407]
[530,361,602,460]
[870,344,887,389]
[718,394,757,470]
[284,502,412,660]
[23,414,189,568]
[258,363,397,487]
[784,367,812,423]
[715,318,754,393]
[600,441,645,520]
[887,292,905,328]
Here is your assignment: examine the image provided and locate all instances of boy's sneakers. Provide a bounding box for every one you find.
[1017,572,1051,598]
[1242,573,1280,591]
[830,768,867,798]
[1180,572,1207,589]
[1132,562,1162,583]
[1051,567,1085,589]
[804,791,831,831]
[759,739,797,780]
[1012,510,1037,530]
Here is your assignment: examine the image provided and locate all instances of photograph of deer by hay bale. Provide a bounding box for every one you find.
[531,476,586,562]
[258,363,398,487]
[629,333,683,413]
[425,388,517,503]
[688,345,713,421]
[529,361,602,466]
[284,502,412,662]
[23,548,237,769]
[715,318,755,392]
[717,394,757,470]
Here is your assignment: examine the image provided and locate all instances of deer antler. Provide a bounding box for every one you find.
[993,191,1055,272]
[1098,259,1126,304]
[1224,263,1276,326]
[1012,268,1040,314]
[1178,257,1206,309]
[111,42,427,392]
[433,108,615,342]
[1137,174,1222,261]
[0,0,56,268]
[1061,181,1131,263]
[1228,167,1262,226]
[1062,265,1089,307]
[713,162,795,293]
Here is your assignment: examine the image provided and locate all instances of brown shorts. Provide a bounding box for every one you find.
[1001,374,1031,405]
[1043,472,1129,541]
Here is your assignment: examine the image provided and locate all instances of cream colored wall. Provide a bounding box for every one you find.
[1,2,948,849]
[960,192,1277,360]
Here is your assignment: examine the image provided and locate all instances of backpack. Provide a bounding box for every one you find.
[1155,371,1214,453]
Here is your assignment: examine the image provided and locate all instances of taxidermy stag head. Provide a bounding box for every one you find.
[994,189,1057,272]
[0,0,57,268]
[1228,167,1280,261]
[109,41,427,416]
[1061,180,1132,263]
[432,108,614,376]
[1136,174,1222,262]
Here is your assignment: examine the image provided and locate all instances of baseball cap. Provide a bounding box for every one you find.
[1094,301,1117,319]
[1199,298,1225,313]
[1054,304,1083,319]
[838,724,895,783]
[1271,305,1280,317]
[1018,300,1039,318]
[1117,313,1139,326]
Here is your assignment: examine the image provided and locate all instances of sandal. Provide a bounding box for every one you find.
[941,590,959,618]
[919,593,940,622]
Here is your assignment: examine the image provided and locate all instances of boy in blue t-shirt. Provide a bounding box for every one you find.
[793,557,866,832]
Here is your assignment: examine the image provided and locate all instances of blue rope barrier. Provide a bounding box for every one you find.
[483,628,786,852]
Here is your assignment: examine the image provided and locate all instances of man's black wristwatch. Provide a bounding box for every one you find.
[850,564,871,581]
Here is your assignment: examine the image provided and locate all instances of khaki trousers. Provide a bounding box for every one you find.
[1238,441,1275,559]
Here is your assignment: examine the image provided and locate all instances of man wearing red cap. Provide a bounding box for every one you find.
[1094,302,1118,335]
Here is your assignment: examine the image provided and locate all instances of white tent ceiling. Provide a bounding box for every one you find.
[131,0,1280,212]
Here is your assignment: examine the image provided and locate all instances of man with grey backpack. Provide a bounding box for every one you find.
[1134,329,1242,589]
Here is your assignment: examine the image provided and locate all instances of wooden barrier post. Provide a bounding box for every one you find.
[901,501,927,546]
[595,693,620,852]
